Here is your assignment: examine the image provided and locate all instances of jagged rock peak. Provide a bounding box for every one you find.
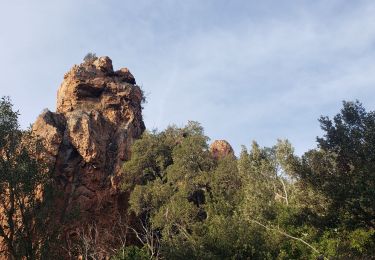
[210,140,234,159]
[31,56,145,249]
[57,56,138,116]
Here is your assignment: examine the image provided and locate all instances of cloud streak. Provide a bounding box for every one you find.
[1,0,375,155]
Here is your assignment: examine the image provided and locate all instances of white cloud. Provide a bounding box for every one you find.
[0,0,375,155]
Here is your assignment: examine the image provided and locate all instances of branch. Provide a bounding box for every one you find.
[127,222,160,259]
[0,225,12,252]
[279,178,289,205]
[248,219,326,259]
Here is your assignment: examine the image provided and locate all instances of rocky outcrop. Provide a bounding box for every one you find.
[210,140,234,159]
[32,56,145,252]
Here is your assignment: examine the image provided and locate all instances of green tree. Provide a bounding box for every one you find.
[291,101,375,258]
[0,97,51,259]
[301,101,375,229]
[123,122,267,259]
[238,141,326,259]
[118,101,375,259]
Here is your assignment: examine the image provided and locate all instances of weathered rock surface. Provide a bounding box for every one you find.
[210,140,234,159]
[32,56,145,253]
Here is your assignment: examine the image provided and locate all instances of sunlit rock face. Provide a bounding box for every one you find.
[210,140,234,159]
[32,56,145,252]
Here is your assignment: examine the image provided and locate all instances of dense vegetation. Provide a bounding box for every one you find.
[119,101,375,259]
[0,97,374,259]
[0,97,57,259]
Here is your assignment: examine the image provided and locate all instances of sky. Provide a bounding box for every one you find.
[1,0,375,155]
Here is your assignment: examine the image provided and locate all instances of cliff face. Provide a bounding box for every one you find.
[32,56,145,250]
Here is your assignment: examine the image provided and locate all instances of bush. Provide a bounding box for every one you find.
[83,52,97,63]
[111,246,149,260]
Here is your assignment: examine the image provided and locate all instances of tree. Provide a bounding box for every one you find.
[237,141,330,259]
[292,101,375,258]
[0,97,51,259]
[83,52,97,63]
[301,101,375,229]
[118,102,375,259]
[123,122,220,258]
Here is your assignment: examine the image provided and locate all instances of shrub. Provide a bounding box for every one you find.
[83,52,97,63]
[111,246,149,260]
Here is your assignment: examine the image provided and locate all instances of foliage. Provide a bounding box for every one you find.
[1,95,373,259]
[304,101,375,229]
[118,101,375,259]
[0,97,53,259]
[83,52,97,63]
[292,100,375,258]
[111,245,150,260]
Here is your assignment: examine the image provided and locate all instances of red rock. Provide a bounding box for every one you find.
[210,140,234,159]
[31,56,145,255]
[115,67,136,84]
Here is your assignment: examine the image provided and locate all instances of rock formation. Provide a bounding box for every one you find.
[210,140,234,159]
[32,56,145,253]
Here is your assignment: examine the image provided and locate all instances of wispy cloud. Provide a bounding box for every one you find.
[1,0,374,155]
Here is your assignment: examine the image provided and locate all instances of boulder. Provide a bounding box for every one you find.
[210,140,234,159]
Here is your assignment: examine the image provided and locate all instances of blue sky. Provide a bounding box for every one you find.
[1,0,375,155]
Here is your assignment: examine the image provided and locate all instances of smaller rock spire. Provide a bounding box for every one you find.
[210,140,234,159]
